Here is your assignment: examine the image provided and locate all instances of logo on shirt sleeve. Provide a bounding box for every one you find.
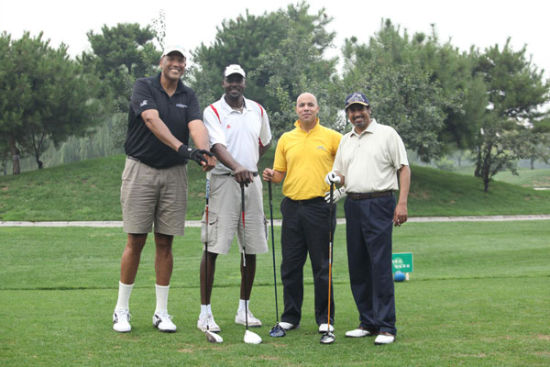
[140,100,148,107]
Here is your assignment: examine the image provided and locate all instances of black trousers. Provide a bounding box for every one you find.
[344,195,397,335]
[280,197,336,326]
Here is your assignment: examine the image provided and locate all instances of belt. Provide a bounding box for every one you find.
[215,172,258,176]
[286,196,324,204]
[347,191,393,200]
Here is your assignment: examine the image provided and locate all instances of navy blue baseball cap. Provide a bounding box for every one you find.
[344,92,370,110]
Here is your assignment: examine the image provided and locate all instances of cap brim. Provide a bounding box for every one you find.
[225,73,245,78]
[345,101,369,110]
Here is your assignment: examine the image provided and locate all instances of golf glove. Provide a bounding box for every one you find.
[324,170,341,185]
[177,144,213,166]
[325,187,346,204]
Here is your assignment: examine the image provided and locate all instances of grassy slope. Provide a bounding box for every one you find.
[1,153,549,221]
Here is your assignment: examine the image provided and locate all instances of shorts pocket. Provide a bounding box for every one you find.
[201,211,218,244]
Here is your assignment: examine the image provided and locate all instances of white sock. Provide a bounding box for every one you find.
[155,284,170,314]
[238,299,249,312]
[200,304,209,317]
[115,281,134,311]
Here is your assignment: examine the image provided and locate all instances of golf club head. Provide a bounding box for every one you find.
[320,332,335,345]
[205,330,223,343]
[269,323,286,337]
[244,330,262,344]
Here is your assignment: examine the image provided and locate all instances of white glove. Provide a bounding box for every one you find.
[324,171,341,185]
[325,187,346,204]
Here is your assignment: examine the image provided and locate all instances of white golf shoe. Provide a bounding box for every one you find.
[318,323,334,333]
[197,313,221,332]
[113,309,131,333]
[279,321,299,331]
[374,332,396,345]
[235,309,262,327]
[153,312,177,333]
[345,328,373,338]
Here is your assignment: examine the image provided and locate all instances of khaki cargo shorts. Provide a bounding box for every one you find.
[121,157,188,235]
[201,174,268,255]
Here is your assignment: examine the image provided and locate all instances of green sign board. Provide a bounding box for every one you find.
[392,252,413,273]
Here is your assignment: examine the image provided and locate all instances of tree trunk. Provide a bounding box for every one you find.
[9,136,21,175]
[34,152,44,169]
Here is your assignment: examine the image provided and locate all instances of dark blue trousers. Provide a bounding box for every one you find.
[280,197,336,326]
[344,195,397,335]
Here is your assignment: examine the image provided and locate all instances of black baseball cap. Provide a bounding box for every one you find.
[344,92,370,110]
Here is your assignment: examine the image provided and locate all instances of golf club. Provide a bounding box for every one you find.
[268,181,285,338]
[320,182,335,345]
[203,172,223,344]
[240,183,262,345]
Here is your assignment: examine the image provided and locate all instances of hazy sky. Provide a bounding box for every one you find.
[1,0,549,77]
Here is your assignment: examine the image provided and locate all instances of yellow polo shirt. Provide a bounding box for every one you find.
[273,119,342,200]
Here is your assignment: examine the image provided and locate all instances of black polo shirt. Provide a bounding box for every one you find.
[124,73,201,168]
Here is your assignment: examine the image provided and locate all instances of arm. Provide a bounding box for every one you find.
[188,119,216,171]
[211,143,253,184]
[142,109,184,151]
[262,168,285,183]
[393,165,411,226]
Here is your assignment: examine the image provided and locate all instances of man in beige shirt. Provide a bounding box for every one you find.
[325,92,410,345]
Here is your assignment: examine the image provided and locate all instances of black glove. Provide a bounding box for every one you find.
[177,145,213,166]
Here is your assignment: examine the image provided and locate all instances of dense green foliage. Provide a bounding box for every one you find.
[190,2,339,137]
[472,40,550,191]
[1,4,549,192]
[1,221,549,366]
[0,32,101,173]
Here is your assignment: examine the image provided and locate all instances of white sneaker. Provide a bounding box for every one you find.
[153,312,177,333]
[345,328,372,338]
[197,313,221,332]
[235,309,262,327]
[113,309,131,333]
[374,332,396,345]
[279,321,299,331]
[318,323,334,333]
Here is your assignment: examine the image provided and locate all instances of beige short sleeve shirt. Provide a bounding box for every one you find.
[333,119,409,193]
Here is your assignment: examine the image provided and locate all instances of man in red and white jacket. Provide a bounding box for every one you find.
[198,64,272,333]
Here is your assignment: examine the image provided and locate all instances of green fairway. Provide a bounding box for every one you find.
[1,221,549,366]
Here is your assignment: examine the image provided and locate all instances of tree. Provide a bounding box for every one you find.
[190,2,338,137]
[81,23,161,112]
[472,40,550,191]
[340,20,456,162]
[79,23,162,148]
[0,31,101,173]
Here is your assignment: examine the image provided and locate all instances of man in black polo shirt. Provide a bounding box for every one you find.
[112,45,215,333]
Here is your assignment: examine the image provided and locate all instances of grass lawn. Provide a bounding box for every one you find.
[1,154,550,221]
[1,221,549,366]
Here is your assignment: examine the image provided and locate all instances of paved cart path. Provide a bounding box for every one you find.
[1,215,549,228]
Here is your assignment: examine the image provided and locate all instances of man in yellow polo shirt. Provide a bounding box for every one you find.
[262,92,342,333]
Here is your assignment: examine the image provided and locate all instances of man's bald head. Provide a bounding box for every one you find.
[296,93,320,125]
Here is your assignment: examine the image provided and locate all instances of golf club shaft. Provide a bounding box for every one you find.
[204,173,211,331]
[268,181,280,322]
[326,182,334,331]
[240,183,249,330]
